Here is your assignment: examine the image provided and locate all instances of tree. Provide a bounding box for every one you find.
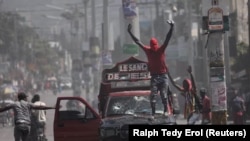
[0,11,61,78]
[0,12,22,57]
[231,42,250,87]
[29,40,61,77]
[231,42,250,71]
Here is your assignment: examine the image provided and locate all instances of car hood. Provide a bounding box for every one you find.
[100,114,176,128]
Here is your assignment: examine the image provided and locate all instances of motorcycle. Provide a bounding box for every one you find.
[37,125,47,141]
[29,121,47,141]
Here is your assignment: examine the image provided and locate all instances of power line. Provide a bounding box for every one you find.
[7,9,67,13]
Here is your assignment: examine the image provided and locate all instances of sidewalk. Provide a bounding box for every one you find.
[175,114,250,125]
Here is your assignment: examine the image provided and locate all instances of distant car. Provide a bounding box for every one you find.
[60,79,72,90]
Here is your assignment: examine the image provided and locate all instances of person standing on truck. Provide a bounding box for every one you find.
[0,92,55,141]
[168,66,202,124]
[127,20,174,118]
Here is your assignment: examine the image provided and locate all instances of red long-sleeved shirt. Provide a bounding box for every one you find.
[143,46,168,75]
[202,96,211,121]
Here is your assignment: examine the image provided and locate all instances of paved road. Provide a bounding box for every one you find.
[0,89,75,141]
[0,89,248,141]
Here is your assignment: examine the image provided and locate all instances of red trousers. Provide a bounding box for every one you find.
[233,112,244,125]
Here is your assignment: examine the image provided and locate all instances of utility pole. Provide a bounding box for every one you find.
[202,0,229,125]
[70,4,83,97]
[13,10,19,68]
[247,0,250,87]
[155,0,160,19]
[91,0,96,37]
[120,0,140,60]
[83,0,89,41]
[248,0,250,46]
[102,0,114,69]
[56,4,80,83]
[224,31,231,85]
[103,0,109,52]
[184,0,195,75]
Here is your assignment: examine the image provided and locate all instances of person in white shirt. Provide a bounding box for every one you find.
[31,94,47,140]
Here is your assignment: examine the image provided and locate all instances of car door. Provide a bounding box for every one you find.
[54,97,101,141]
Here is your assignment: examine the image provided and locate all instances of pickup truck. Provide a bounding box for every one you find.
[53,57,176,141]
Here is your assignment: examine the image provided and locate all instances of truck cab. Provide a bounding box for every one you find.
[53,57,175,141]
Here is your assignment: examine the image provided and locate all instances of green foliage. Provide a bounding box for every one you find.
[32,41,60,75]
[0,12,61,77]
[236,42,249,56]
[0,12,25,55]
[231,42,250,72]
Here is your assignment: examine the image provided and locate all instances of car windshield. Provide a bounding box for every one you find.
[106,95,164,117]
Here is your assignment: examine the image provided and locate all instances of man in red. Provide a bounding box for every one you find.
[168,66,202,124]
[200,88,211,124]
[127,20,174,118]
[230,90,246,124]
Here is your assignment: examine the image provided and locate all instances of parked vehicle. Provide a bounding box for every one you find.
[60,80,72,90]
[53,57,176,141]
[60,76,72,90]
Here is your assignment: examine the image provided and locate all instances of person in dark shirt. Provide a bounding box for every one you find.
[200,88,211,124]
[127,20,174,118]
[230,90,246,125]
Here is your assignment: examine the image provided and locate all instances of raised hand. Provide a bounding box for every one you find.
[167,20,175,27]
[187,65,192,73]
[127,24,132,32]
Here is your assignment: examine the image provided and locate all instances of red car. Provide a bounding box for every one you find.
[53,57,175,141]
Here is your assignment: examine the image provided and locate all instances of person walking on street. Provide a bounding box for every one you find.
[168,66,202,124]
[230,90,246,125]
[0,92,55,141]
[200,88,211,124]
[127,20,174,118]
[30,94,48,141]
